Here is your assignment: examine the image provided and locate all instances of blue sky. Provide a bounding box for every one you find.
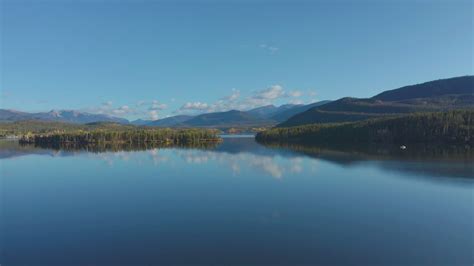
[1,0,472,120]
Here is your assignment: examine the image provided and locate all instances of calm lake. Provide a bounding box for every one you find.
[0,136,473,265]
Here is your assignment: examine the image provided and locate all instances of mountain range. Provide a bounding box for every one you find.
[132,101,331,127]
[0,109,128,124]
[1,101,330,127]
[2,76,472,128]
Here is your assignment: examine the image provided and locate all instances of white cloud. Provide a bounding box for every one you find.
[112,105,132,115]
[99,99,167,119]
[289,99,304,105]
[174,85,302,115]
[268,47,279,53]
[149,110,159,120]
[87,98,169,119]
[222,88,240,102]
[286,90,303,98]
[136,100,168,110]
[87,102,135,118]
[254,85,284,100]
[306,90,319,104]
[86,85,316,119]
[179,102,210,111]
[259,44,279,54]
[150,100,167,111]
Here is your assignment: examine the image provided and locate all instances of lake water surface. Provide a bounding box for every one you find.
[0,137,473,265]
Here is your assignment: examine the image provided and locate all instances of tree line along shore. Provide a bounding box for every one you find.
[19,128,221,145]
[0,121,221,145]
[255,110,473,146]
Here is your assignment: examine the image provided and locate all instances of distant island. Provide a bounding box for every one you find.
[0,121,221,146]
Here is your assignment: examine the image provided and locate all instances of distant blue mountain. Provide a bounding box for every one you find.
[0,109,129,124]
[247,104,309,120]
[147,115,194,127]
[246,105,279,118]
[180,110,272,127]
[0,100,333,127]
[130,119,152,126]
[142,102,332,128]
[270,101,332,122]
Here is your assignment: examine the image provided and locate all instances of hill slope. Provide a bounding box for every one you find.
[181,110,272,127]
[131,119,151,126]
[279,76,473,127]
[271,100,332,122]
[247,104,305,120]
[246,105,279,118]
[147,115,194,127]
[372,76,473,101]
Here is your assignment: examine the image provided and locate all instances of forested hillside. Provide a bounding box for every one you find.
[257,110,473,145]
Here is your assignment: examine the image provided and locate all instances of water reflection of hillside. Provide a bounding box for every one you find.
[1,138,473,181]
[260,142,474,180]
[261,142,473,163]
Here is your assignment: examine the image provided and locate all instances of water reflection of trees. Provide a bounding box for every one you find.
[19,141,222,153]
[260,142,473,163]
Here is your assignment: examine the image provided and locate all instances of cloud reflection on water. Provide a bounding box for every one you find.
[174,148,304,179]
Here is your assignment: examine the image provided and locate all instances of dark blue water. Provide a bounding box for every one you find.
[0,137,473,265]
